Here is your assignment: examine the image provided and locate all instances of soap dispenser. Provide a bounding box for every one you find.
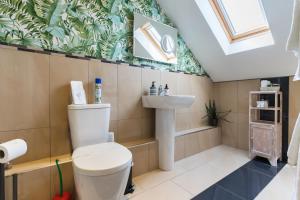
[164,84,170,96]
[149,81,157,96]
[158,85,163,96]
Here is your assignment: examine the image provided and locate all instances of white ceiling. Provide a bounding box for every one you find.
[157,0,298,82]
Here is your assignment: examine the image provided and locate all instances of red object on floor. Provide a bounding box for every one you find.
[53,192,72,200]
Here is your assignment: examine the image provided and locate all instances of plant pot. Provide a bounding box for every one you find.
[209,118,218,127]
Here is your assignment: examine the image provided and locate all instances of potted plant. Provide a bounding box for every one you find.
[203,100,231,127]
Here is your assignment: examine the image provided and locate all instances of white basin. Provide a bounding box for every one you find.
[142,95,195,109]
[142,95,195,171]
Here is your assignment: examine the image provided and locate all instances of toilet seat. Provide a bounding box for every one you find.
[72,142,132,176]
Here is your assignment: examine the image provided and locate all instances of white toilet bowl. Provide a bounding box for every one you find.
[68,104,132,200]
[72,142,132,200]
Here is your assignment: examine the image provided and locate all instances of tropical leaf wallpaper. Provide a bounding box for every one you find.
[0,0,207,75]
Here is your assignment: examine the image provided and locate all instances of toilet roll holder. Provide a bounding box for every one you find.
[0,161,19,200]
[0,138,27,200]
[0,162,4,200]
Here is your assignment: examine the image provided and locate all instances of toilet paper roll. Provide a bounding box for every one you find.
[0,139,27,164]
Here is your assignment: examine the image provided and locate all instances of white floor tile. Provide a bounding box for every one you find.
[175,152,209,171]
[171,163,226,195]
[255,165,297,200]
[129,145,294,200]
[209,149,250,175]
[133,165,186,191]
[130,181,192,200]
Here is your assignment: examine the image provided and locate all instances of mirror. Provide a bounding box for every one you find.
[134,13,178,64]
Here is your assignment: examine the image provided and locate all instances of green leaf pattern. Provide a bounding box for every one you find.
[0,0,207,75]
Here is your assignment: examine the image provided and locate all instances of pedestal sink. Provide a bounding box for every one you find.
[142,95,195,171]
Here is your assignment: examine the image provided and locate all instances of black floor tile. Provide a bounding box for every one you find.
[192,185,244,200]
[192,158,286,200]
[217,166,272,199]
[244,158,285,177]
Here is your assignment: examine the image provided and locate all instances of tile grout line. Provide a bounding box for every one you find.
[215,184,247,200]
[0,127,50,134]
[170,179,195,197]
[132,167,190,197]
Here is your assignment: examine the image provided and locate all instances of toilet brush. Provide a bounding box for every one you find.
[53,160,71,200]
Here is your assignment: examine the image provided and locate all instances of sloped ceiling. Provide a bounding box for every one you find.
[157,0,297,82]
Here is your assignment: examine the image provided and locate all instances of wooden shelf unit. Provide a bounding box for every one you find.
[249,91,282,166]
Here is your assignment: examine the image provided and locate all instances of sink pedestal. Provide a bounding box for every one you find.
[156,109,175,170]
[142,95,195,171]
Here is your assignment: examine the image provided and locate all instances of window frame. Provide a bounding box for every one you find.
[209,0,270,43]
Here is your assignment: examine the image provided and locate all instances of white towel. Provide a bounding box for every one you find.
[287,0,300,81]
[293,146,300,200]
[288,114,300,165]
[287,0,300,52]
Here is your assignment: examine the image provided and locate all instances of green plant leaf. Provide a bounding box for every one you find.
[45,26,65,39]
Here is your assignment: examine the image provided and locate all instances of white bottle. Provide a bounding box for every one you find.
[95,78,102,104]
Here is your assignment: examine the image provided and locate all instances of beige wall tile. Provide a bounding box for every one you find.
[177,73,193,96]
[175,136,185,161]
[289,76,300,119]
[5,176,12,200]
[50,55,89,156]
[148,142,159,171]
[191,77,214,128]
[18,168,51,200]
[89,60,118,120]
[218,81,238,113]
[0,128,50,164]
[289,117,297,143]
[50,55,89,127]
[118,64,142,120]
[221,113,238,147]
[237,113,250,150]
[0,49,50,131]
[208,128,221,148]
[176,113,191,131]
[174,128,220,161]
[177,73,193,114]
[0,44,17,50]
[130,144,149,177]
[192,76,213,111]
[51,162,74,198]
[141,68,160,118]
[141,118,155,139]
[289,76,300,143]
[213,83,221,112]
[141,68,161,96]
[184,132,200,157]
[50,124,73,156]
[161,71,178,95]
[214,79,258,150]
[198,131,210,152]
[190,112,207,129]
[117,119,142,142]
[238,80,260,113]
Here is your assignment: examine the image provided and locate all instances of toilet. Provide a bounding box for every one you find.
[68,104,132,200]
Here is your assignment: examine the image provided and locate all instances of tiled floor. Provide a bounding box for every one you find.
[255,164,296,200]
[127,145,296,200]
[192,158,285,200]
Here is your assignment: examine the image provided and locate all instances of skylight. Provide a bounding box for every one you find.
[210,0,270,42]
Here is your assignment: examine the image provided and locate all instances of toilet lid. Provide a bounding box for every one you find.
[72,142,132,176]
